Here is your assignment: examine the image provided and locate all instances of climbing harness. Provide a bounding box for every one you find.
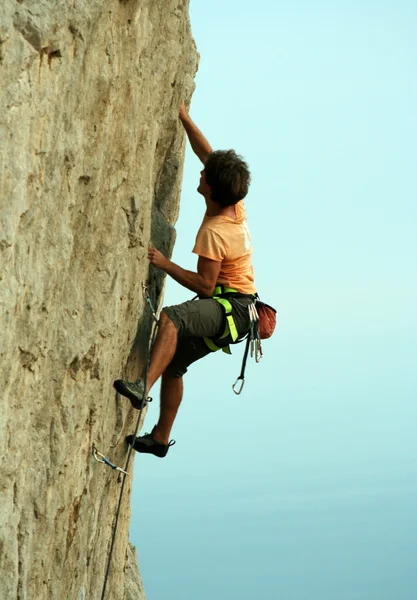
[203,285,239,354]
[201,285,266,394]
[97,283,159,600]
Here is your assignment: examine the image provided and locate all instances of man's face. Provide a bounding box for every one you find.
[197,169,211,198]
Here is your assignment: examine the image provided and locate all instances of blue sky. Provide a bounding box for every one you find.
[130,2,417,598]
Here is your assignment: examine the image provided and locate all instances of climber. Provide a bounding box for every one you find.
[114,102,257,457]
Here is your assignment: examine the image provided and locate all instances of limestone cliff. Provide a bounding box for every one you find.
[0,1,198,598]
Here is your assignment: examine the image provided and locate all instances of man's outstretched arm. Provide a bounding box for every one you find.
[148,246,220,297]
[179,102,213,165]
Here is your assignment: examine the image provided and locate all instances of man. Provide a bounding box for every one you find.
[114,102,257,457]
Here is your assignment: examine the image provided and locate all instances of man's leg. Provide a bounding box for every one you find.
[145,311,178,395]
[116,299,224,441]
[145,298,224,395]
[152,373,183,445]
[149,336,212,444]
[126,337,210,455]
[114,310,178,408]
[123,299,226,455]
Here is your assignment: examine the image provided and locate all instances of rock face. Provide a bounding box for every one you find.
[0,1,198,598]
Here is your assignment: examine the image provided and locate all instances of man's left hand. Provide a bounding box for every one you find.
[148,245,169,270]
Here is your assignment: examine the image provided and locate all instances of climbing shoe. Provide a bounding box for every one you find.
[113,378,147,410]
[126,430,176,458]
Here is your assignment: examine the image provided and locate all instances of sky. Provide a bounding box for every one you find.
[130,2,417,599]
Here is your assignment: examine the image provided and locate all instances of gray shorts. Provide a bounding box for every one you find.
[163,296,253,377]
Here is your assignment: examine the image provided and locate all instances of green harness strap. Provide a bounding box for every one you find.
[212,285,238,296]
[203,287,240,354]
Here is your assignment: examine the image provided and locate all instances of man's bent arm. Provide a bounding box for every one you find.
[148,246,220,297]
[163,260,219,297]
[179,103,212,165]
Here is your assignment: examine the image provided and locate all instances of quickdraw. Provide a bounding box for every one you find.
[249,302,262,364]
[142,282,159,323]
[233,300,262,395]
[92,444,128,475]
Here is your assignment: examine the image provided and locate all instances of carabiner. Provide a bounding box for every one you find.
[249,303,257,323]
[233,376,245,395]
[255,339,263,363]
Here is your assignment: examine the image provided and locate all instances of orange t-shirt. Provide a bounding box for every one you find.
[192,201,256,294]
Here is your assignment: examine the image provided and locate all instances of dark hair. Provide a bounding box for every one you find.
[205,150,251,206]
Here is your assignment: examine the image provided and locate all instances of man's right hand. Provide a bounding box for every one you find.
[179,102,189,122]
[178,101,212,165]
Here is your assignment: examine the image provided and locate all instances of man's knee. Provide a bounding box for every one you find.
[162,370,183,382]
[160,308,178,331]
[159,310,171,324]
